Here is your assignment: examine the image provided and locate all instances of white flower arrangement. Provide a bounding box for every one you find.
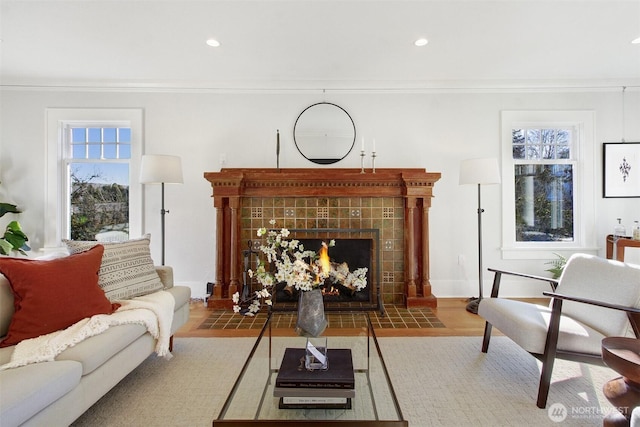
[232,219,368,315]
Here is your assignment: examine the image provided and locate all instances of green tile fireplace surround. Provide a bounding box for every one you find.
[240,196,405,305]
[204,168,441,309]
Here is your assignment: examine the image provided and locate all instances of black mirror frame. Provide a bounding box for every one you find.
[293,102,356,165]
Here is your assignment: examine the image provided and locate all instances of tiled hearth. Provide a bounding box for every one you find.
[197,306,445,330]
[241,196,406,304]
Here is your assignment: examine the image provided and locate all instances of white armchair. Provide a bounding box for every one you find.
[478,253,640,408]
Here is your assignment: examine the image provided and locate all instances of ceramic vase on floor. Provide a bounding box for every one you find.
[294,288,327,337]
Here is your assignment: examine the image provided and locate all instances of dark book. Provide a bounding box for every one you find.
[278,397,352,410]
[274,386,355,398]
[275,348,355,389]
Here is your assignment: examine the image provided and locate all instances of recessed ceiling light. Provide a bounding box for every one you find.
[206,39,221,47]
[632,37,640,44]
[414,38,428,47]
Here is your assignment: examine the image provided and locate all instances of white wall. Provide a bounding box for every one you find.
[1,88,639,300]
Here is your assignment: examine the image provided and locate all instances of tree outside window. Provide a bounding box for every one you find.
[512,128,575,242]
[67,126,131,241]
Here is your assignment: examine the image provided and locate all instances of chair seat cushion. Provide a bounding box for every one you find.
[478,298,605,355]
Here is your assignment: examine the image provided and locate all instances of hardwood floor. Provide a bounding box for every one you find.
[175,297,549,338]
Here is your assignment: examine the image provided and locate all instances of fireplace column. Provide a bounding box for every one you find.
[403,170,438,308]
[419,197,436,306]
[403,195,436,307]
[405,197,418,299]
[206,170,245,309]
[211,196,240,309]
[227,197,240,300]
[213,198,225,300]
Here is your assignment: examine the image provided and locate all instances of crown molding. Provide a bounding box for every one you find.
[2,78,640,95]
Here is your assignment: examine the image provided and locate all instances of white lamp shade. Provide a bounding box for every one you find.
[140,154,183,184]
[459,158,501,185]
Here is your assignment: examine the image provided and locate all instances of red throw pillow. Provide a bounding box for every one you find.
[0,245,120,347]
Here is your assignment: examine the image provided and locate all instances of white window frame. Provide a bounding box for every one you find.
[501,111,598,259]
[45,108,143,250]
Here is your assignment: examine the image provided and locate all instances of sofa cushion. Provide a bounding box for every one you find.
[56,323,148,375]
[165,286,191,334]
[0,273,14,340]
[0,246,119,348]
[0,360,82,427]
[155,265,174,289]
[166,285,191,312]
[64,234,164,301]
[0,345,12,365]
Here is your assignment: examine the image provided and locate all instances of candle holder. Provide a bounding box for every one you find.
[371,151,377,174]
[360,150,366,173]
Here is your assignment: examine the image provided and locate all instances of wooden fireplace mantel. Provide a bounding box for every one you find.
[204,168,441,308]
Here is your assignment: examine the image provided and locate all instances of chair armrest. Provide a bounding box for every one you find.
[544,291,640,338]
[543,291,640,314]
[487,268,559,298]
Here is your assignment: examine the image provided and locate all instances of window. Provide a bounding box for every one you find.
[512,127,575,242]
[66,125,132,241]
[45,109,143,249]
[501,111,597,259]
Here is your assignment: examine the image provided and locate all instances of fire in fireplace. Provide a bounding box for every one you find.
[274,238,373,304]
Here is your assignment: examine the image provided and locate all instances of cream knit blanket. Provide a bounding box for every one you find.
[0,290,175,371]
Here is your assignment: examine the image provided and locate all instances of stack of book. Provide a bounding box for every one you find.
[274,347,355,409]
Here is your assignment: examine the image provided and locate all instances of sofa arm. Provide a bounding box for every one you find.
[155,266,174,289]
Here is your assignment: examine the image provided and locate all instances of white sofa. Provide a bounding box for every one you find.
[0,265,191,427]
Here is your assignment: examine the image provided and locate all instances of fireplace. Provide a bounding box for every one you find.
[270,229,379,310]
[288,238,372,303]
[204,168,441,308]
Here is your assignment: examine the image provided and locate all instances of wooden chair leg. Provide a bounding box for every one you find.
[482,322,492,353]
[537,298,563,408]
[169,336,174,352]
[537,357,556,408]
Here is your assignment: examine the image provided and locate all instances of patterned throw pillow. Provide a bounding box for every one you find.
[63,234,164,301]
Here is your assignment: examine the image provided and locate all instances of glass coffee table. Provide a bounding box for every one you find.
[213,311,407,426]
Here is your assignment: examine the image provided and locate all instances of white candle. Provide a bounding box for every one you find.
[373,138,376,152]
[361,137,365,151]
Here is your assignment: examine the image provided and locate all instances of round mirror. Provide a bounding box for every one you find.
[293,102,356,165]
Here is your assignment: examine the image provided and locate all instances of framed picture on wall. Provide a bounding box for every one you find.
[603,142,640,198]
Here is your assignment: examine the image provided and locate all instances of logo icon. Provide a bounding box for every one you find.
[548,402,568,422]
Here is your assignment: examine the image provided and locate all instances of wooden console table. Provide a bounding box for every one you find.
[606,235,640,262]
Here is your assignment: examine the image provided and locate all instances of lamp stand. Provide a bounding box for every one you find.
[466,183,484,314]
[160,182,167,266]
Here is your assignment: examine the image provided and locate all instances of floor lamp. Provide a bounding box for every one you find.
[459,158,501,314]
[140,154,184,266]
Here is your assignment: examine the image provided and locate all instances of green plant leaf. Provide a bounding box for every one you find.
[0,203,21,218]
[2,220,30,255]
[544,252,567,279]
[0,239,13,255]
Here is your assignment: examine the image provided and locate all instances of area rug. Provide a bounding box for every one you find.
[198,306,444,330]
[71,336,618,426]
